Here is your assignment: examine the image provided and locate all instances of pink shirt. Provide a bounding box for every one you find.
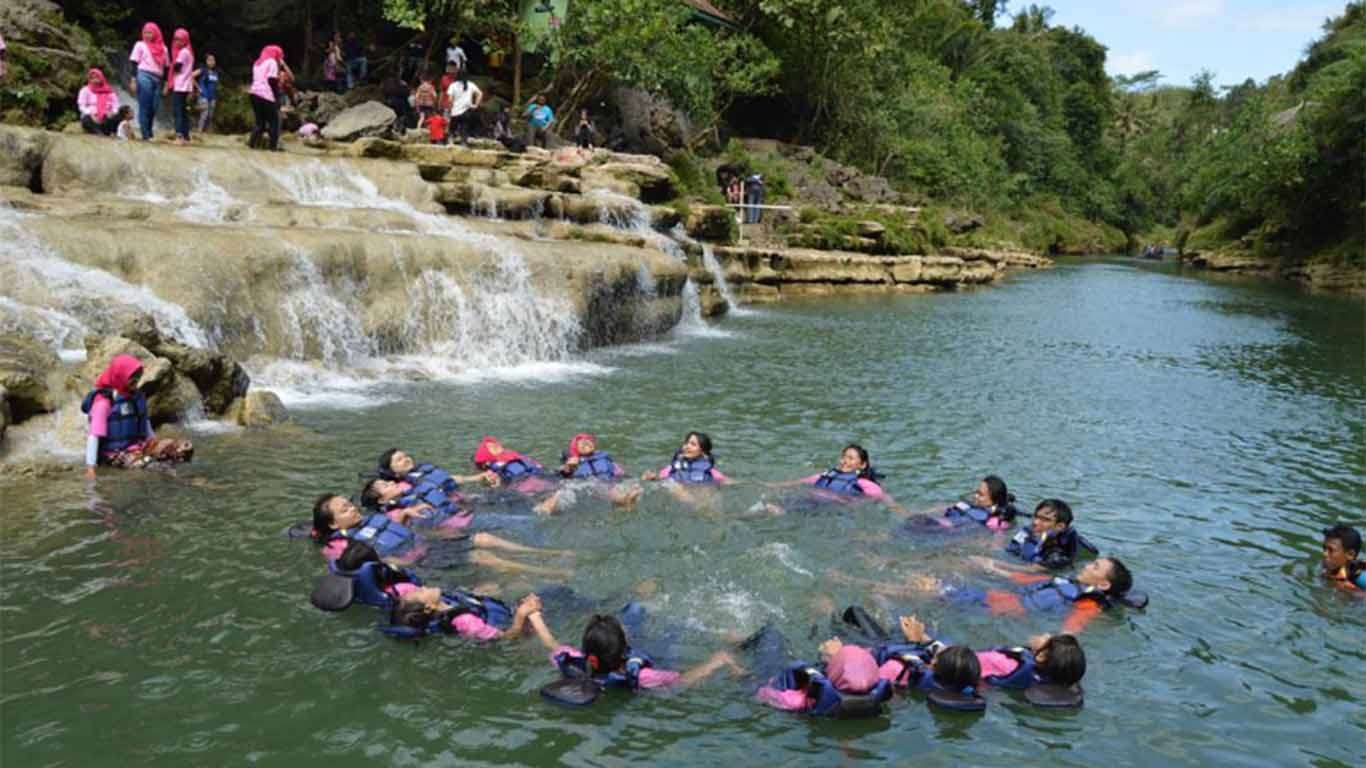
[550,646,680,689]
[250,58,279,101]
[129,42,164,77]
[87,395,112,436]
[171,48,195,92]
[451,613,501,641]
[77,86,119,118]
[799,475,888,500]
[756,685,809,711]
[877,651,1021,688]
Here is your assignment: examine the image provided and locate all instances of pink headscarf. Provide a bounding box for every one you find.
[170,28,193,67]
[94,354,144,396]
[826,646,879,695]
[141,22,169,69]
[567,432,596,458]
[256,45,285,66]
[87,68,117,121]
[474,436,525,468]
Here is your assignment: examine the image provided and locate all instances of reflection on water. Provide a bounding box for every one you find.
[1,259,1362,766]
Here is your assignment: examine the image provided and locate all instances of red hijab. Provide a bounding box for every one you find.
[474,436,525,468]
[87,68,117,121]
[170,28,193,68]
[567,433,596,458]
[141,22,169,69]
[95,354,144,396]
[256,45,285,66]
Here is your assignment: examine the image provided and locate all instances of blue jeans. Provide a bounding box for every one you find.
[171,92,190,138]
[135,71,162,139]
[346,57,367,90]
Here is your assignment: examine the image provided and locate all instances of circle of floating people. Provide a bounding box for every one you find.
[82,355,1364,717]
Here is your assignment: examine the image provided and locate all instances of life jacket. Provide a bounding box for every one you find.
[334,513,417,559]
[1342,560,1365,590]
[943,502,1000,527]
[812,469,866,496]
[80,388,150,454]
[556,646,655,690]
[981,646,1037,689]
[1020,577,1112,612]
[567,451,617,480]
[1007,527,1093,567]
[667,451,716,485]
[394,481,453,510]
[775,662,892,718]
[871,642,939,687]
[490,456,545,483]
[408,463,459,494]
[382,589,513,639]
[328,560,419,609]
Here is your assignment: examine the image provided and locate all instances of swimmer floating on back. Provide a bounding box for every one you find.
[763,444,904,515]
[533,432,643,515]
[472,436,555,495]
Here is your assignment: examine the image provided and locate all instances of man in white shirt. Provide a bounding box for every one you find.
[445,76,483,143]
[446,39,468,74]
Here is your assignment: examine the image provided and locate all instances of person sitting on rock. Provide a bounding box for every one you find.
[81,354,193,479]
[77,68,122,136]
[524,95,554,148]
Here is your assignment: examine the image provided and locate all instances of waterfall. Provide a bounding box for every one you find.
[701,245,752,317]
[278,249,374,365]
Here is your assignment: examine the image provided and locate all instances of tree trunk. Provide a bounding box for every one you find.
[302,0,314,79]
[513,34,522,108]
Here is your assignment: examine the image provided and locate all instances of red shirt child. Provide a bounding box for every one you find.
[426,114,448,144]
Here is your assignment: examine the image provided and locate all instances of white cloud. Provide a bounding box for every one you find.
[1108,50,1158,76]
[1155,0,1227,28]
[1236,4,1340,34]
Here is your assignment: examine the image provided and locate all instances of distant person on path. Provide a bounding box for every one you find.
[574,109,595,149]
[77,68,121,136]
[248,44,284,151]
[322,36,342,93]
[115,106,135,140]
[128,22,169,140]
[402,36,426,82]
[381,75,412,131]
[166,28,194,144]
[414,71,439,125]
[438,61,457,113]
[524,95,554,148]
[744,173,765,224]
[343,32,367,90]
[446,38,467,74]
[425,111,448,145]
[446,74,482,143]
[493,105,524,152]
[192,53,219,133]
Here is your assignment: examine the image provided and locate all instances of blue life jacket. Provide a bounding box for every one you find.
[490,456,545,483]
[943,502,1005,527]
[81,388,150,454]
[567,451,618,480]
[556,646,655,690]
[775,662,892,717]
[328,560,420,609]
[981,646,1037,689]
[382,588,513,639]
[335,513,418,559]
[1346,560,1365,589]
[667,451,716,484]
[812,469,865,496]
[1007,527,1090,568]
[394,481,452,509]
[1020,577,1110,612]
[383,493,464,530]
[408,463,459,494]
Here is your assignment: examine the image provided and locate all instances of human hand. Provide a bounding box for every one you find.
[818,637,844,660]
[906,574,941,593]
[1028,634,1052,653]
[641,470,659,481]
[564,454,580,467]
[899,615,929,644]
[481,470,501,487]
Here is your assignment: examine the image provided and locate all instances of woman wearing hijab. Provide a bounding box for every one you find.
[128,22,169,140]
[248,45,284,151]
[167,28,195,144]
[77,69,121,136]
[81,354,193,479]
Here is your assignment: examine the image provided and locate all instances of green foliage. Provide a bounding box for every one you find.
[667,152,724,204]
[792,209,945,255]
[719,140,791,199]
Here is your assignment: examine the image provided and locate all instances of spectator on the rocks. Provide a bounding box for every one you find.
[446,73,482,144]
[115,106,135,141]
[297,122,323,147]
[248,44,284,151]
[574,109,596,150]
[744,173,766,224]
[166,28,194,144]
[414,71,439,125]
[446,38,467,74]
[128,22,169,140]
[524,94,554,148]
[726,175,743,206]
[438,61,457,113]
[344,32,367,90]
[425,111,448,145]
[192,53,219,133]
[381,75,413,130]
[493,105,524,152]
[403,36,427,82]
[78,68,121,136]
[323,36,342,93]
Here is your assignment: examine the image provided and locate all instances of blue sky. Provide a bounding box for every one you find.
[1036,1,1350,87]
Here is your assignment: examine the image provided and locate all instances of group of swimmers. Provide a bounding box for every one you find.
[79,355,1364,716]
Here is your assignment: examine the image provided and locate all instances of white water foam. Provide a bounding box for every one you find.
[701,244,755,317]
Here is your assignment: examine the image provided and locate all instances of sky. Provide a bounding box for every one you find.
[1036,0,1350,87]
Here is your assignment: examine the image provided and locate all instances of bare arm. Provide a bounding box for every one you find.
[678,650,742,687]
[525,611,558,652]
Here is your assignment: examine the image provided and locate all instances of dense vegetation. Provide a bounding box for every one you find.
[5,0,1361,264]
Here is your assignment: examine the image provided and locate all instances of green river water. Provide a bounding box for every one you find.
[2,258,1363,766]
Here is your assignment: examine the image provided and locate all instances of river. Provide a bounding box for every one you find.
[1,258,1362,766]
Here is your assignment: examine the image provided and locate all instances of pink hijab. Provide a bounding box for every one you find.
[474,436,526,468]
[826,646,879,695]
[94,354,144,396]
[566,432,596,458]
[256,45,285,66]
[86,69,117,121]
[141,22,169,69]
[170,28,193,67]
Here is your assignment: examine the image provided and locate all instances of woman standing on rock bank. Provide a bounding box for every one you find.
[81,354,193,480]
[248,45,285,151]
[128,22,169,140]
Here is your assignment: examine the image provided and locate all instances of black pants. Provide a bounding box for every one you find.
[453,110,479,141]
[249,95,280,150]
[81,114,120,136]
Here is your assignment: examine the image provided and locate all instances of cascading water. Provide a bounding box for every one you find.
[701,244,753,317]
